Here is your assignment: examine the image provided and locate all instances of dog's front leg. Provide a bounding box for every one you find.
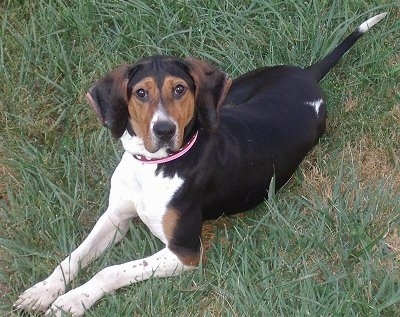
[14,199,136,313]
[45,246,195,316]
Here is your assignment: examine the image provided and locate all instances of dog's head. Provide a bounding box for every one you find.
[86,55,231,158]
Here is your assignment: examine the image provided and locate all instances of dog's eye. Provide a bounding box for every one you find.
[136,88,147,99]
[173,84,186,96]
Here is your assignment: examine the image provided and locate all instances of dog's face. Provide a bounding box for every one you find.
[86,56,231,158]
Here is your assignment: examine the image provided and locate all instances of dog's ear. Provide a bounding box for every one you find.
[183,58,231,130]
[86,64,133,138]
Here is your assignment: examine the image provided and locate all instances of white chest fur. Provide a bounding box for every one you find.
[109,152,184,244]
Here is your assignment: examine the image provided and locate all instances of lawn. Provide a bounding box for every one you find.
[0,0,399,316]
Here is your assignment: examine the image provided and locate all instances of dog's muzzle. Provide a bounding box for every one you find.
[153,120,176,141]
[152,120,179,152]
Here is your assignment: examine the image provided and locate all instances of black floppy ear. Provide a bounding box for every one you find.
[183,58,232,130]
[86,64,133,138]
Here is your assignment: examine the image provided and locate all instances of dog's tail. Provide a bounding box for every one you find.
[306,12,387,82]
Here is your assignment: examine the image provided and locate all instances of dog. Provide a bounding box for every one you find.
[15,12,387,316]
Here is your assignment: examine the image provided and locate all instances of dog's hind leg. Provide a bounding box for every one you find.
[45,246,196,316]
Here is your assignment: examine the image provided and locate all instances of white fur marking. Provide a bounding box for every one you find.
[305,99,324,116]
[120,130,169,159]
[44,248,190,316]
[14,151,191,316]
[358,12,387,33]
[150,108,180,151]
[137,168,184,243]
[150,107,173,127]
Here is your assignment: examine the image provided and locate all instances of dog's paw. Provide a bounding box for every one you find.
[14,278,65,313]
[45,288,96,317]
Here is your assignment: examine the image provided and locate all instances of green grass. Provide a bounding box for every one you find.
[1,0,399,316]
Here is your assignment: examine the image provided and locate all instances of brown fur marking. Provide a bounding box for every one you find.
[162,208,180,243]
[162,76,196,146]
[127,77,159,151]
[127,75,196,152]
[177,251,200,267]
[162,208,200,267]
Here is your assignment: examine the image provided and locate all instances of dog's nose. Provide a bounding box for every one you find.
[153,121,176,140]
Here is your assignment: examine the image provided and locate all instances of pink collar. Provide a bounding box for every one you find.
[133,131,199,164]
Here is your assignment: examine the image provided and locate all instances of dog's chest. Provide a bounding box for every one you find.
[112,153,184,243]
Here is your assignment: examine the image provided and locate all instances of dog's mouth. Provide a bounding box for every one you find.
[133,131,199,164]
[151,139,181,154]
[119,131,175,160]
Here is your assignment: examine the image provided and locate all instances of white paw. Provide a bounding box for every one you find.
[14,278,65,313]
[45,288,96,317]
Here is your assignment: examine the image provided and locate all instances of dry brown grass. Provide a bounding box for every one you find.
[0,165,6,202]
[302,135,399,194]
[201,216,237,264]
[384,228,400,260]
[353,138,399,188]
[0,248,10,298]
[344,95,358,113]
[300,132,400,272]
[300,157,334,200]
[0,165,12,298]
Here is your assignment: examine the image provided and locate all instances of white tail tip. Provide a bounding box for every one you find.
[358,12,388,33]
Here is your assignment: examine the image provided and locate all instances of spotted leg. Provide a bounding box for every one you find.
[44,247,195,316]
